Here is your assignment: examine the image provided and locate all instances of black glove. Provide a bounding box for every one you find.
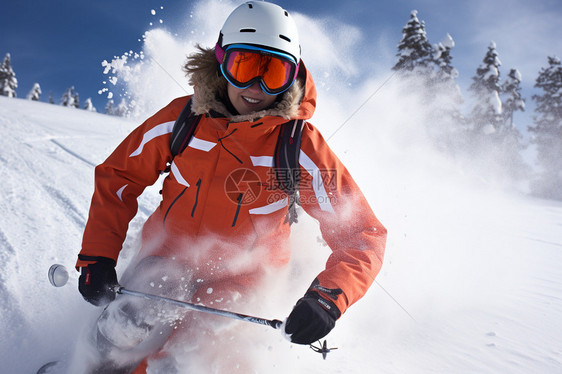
[285,291,341,345]
[78,256,119,306]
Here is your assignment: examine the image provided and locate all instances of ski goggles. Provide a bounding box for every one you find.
[215,44,299,95]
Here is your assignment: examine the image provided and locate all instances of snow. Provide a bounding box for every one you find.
[2,89,562,373]
[2,1,562,372]
[482,123,497,135]
[512,68,523,82]
[483,65,500,80]
[441,33,455,49]
[489,90,503,114]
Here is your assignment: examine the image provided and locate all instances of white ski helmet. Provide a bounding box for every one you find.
[219,1,300,62]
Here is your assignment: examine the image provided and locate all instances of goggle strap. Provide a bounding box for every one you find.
[215,43,226,64]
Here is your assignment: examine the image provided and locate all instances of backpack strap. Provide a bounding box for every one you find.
[274,119,304,225]
[170,98,203,157]
[163,98,202,173]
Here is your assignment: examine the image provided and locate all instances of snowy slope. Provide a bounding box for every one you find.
[0,92,562,373]
[0,96,130,372]
[1,93,562,373]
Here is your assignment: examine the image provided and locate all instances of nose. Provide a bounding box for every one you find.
[246,81,263,93]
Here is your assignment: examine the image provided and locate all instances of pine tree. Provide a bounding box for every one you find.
[529,56,562,199]
[26,83,42,101]
[83,98,97,112]
[392,11,466,156]
[501,69,525,128]
[427,34,465,153]
[464,42,530,187]
[0,53,18,97]
[48,91,55,104]
[72,91,80,109]
[114,98,128,117]
[105,99,115,115]
[392,10,434,75]
[496,68,528,182]
[60,86,77,107]
[468,42,503,136]
[434,34,457,82]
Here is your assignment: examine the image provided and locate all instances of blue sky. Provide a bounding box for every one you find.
[2,0,561,120]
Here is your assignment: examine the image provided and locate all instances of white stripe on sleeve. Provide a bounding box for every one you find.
[116,184,128,202]
[299,150,335,213]
[129,121,175,157]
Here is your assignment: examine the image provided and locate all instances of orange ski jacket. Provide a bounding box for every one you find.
[77,56,386,316]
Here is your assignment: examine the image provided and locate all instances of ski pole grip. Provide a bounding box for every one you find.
[113,285,124,294]
[270,319,283,329]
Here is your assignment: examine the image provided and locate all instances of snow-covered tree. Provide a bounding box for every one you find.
[464,42,530,188]
[0,53,18,98]
[26,83,42,101]
[105,99,115,115]
[72,91,80,109]
[427,34,465,153]
[468,42,503,136]
[48,91,55,104]
[83,98,97,112]
[529,56,562,199]
[501,69,526,128]
[392,10,434,75]
[495,68,528,182]
[114,98,128,117]
[392,12,466,156]
[434,34,457,82]
[60,86,78,107]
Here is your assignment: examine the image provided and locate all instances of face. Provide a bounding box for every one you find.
[227,82,278,115]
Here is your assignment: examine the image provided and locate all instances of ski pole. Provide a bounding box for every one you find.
[47,264,282,329]
[115,286,283,330]
[48,264,335,359]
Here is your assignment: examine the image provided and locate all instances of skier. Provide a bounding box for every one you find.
[76,2,386,372]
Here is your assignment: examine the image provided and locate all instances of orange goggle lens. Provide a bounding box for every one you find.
[220,46,298,95]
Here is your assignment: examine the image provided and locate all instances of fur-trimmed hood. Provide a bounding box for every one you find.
[184,46,316,123]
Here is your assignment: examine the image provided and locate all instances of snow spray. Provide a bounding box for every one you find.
[47,263,335,359]
[47,264,283,329]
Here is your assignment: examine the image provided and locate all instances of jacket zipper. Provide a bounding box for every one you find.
[191,178,202,217]
[232,193,243,227]
[163,187,188,227]
[218,128,243,164]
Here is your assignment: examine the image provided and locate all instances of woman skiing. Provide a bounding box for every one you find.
[76,2,386,372]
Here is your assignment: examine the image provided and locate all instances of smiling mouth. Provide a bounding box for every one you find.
[242,96,261,104]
